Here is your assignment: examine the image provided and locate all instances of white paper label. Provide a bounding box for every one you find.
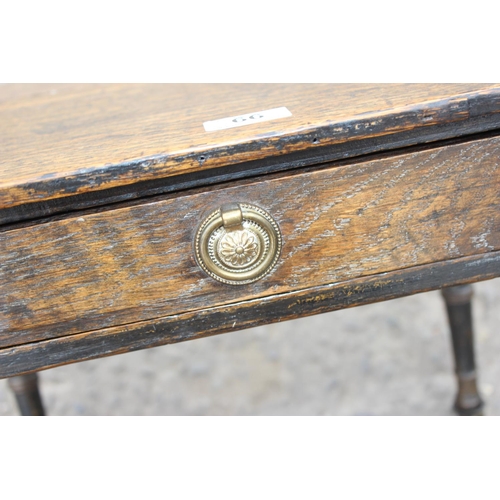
[203,107,292,132]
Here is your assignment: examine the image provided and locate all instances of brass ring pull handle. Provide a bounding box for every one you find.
[194,202,282,285]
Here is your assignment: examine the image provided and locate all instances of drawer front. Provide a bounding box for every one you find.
[2,136,500,348]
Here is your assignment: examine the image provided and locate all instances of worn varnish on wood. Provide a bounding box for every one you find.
[1,251,499,378]
[2,84,500,224]
[2,134,499,349]
[1,84,500,378]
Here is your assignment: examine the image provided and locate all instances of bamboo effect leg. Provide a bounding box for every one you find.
[7,372,45,416]
[441,285,484,416]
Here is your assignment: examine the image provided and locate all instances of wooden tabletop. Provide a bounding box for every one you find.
[2,83,500,223]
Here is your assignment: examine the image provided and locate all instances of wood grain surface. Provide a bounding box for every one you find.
[1,250,499,378]
[2,83,500,219]
[2,134,499,348]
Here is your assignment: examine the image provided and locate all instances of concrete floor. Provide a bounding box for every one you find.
[1,278,499,416]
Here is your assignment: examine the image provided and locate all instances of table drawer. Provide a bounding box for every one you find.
[2,135,500,349]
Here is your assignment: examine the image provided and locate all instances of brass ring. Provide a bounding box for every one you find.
[194,202,282,285]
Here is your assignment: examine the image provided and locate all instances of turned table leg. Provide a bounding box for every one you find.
[7,373,46,416]
[441,284,484,416]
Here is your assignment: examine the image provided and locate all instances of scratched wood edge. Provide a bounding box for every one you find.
[1,251,499,378]
[4,133,500,346]
[3,87,500,221]
[3,114,500,228]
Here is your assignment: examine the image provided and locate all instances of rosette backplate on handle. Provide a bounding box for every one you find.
[194,202,282,285]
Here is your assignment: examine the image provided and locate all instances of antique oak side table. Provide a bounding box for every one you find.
[1,84,500,416]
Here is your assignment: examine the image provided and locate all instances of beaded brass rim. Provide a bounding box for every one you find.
[194,202,282,285]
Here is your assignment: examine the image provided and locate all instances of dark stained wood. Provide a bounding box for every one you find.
[2,84,500,223]
[3,117,500,228]
[7,373,45,416]
[3,83,500,417]
[441,285,483,416]
[1,250,499,379]
[2,135,500,348]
